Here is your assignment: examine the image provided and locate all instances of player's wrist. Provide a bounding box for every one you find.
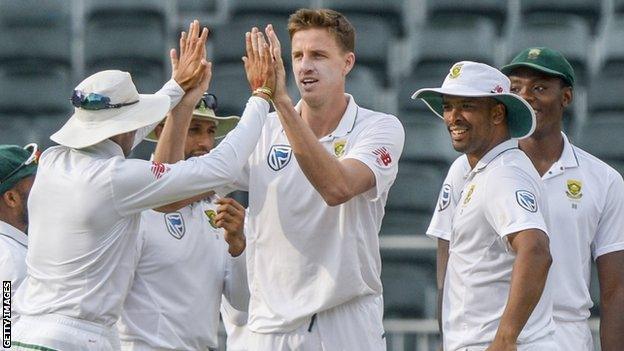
[227,234,246,257]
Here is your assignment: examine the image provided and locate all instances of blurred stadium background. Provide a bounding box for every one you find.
[1,0,623,350]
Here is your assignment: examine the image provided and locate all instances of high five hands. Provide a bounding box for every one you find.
[242,25,287,103]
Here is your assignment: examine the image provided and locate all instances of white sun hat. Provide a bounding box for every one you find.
[411,61,536,139]
[50,70,170,149]
[145,93,240,142]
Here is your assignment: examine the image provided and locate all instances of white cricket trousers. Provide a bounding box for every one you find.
[11,314,120,351]
[248,295,386,351]
[553,320,594,351]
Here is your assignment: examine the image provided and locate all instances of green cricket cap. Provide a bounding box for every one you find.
[0,144,38,194]
[501,47,575,87]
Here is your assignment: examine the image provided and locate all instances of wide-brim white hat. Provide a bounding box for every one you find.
[144,107,240,142]
[411,61,536,139]
[51,70,170,149]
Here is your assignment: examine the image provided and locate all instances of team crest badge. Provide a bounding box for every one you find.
[462,184,475,205]
[449,63,464,79]
[566,179,583,200]
[164,212,185,239]
[333,139,347,158]
[267,144,292,171]
[527,48,541,60]
[438,184,452,211]
[516,190,538,213]
[204,209,219,229]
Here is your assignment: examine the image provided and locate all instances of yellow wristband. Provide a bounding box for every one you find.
[253,87,273,100]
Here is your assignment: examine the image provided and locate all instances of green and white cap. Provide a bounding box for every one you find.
[411,61,536,139]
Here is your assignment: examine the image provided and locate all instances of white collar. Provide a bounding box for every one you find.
[0,220,27,247]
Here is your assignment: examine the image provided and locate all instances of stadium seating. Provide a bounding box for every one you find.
[345,66,385,111]
[597,16,624,75]
[409,18,498,79]
[587,72,624,114]
[207,63,251,117]
[401,120,460,165]
[518,0,603,32]
[577,114,624,162]
[424,0,509,34]
[0,0,72,68]
[381,259,437,318]
[347,14,394,85]
[506,14,591,85]
[323,0,406,36]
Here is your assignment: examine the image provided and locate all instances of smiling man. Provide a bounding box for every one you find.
[222,9,405,350]
[413,61,556,350]
[502,47,624,351]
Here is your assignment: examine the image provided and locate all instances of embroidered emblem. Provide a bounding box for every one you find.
[333,139,347,158]
[267,145,292,171]
[438,183,452,211]
[527,48,541,60]
[204,209,219,229]
[463,184,476,205]
[373,147,392,167]
[566,179,583,200]
[516,190,538,213]
[164,212,185,239]
[449,63,464,79]
[491,84,504,93]
[151,161,170,180]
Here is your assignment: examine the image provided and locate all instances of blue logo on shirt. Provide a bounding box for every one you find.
[164,212,185,239]
[438,183,452,211]
[516,190,537,213]
[267,145,292,171]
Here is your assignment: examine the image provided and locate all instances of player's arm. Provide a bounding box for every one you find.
[436,238,449,349]
[488,229,551,350]
[265,26,393,206]
[597,251,624,350]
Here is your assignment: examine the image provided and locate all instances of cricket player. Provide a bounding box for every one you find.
[11,22,276,350]
[413,61,556,350]
[223,9,404,350]
[502,48,624,350]
[117,93,250,350]
[0,144,38,322]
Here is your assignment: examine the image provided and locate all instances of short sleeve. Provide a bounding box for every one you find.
[427,156,469,240]
[592,171,624,258]
[484,166,549,238]
[343,115,405,201]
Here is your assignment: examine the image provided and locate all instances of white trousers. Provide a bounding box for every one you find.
[553,320,594,351]
[11,314,120,351]
[248,295,386,351]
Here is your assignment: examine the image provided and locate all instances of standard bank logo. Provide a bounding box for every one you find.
[267,144,292,171]
[164,212,185,239]
[516,190,538,213]
[438,183,452,211]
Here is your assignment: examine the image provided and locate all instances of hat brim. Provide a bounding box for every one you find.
[411,87,536,139]
[144,113,240,142]
[51,93,170,149]
[500,62,572,85]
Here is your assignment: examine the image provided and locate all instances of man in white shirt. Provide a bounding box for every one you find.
[413,61,556,350]
[224,10,404,350]
[501,47,624,351]
[11,22,276,350]
[117,93,250,350]
[0,144,38,329]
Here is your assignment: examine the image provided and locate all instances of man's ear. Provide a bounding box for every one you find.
[491,103,506,125]
[561,86,573,108]
[343,51,355,76]
[1,189,19,209]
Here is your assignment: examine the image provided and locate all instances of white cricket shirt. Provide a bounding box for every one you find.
[0,221,28,305]
[14,96,269,328]
[228,94,405,333]
[542,134,624,322]
[429,134,624,324]
[117,195,248,350]
[434,140,555,350]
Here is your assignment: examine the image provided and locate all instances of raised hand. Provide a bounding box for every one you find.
[215,198,246,257]
[265,24,288,103]
[242,27,276,97]
[170,20,210,92]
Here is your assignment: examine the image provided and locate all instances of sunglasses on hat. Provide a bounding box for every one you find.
[71,90,139,110]
[195,93,218,112]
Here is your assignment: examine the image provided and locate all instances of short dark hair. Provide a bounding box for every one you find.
[288,8,355,53]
